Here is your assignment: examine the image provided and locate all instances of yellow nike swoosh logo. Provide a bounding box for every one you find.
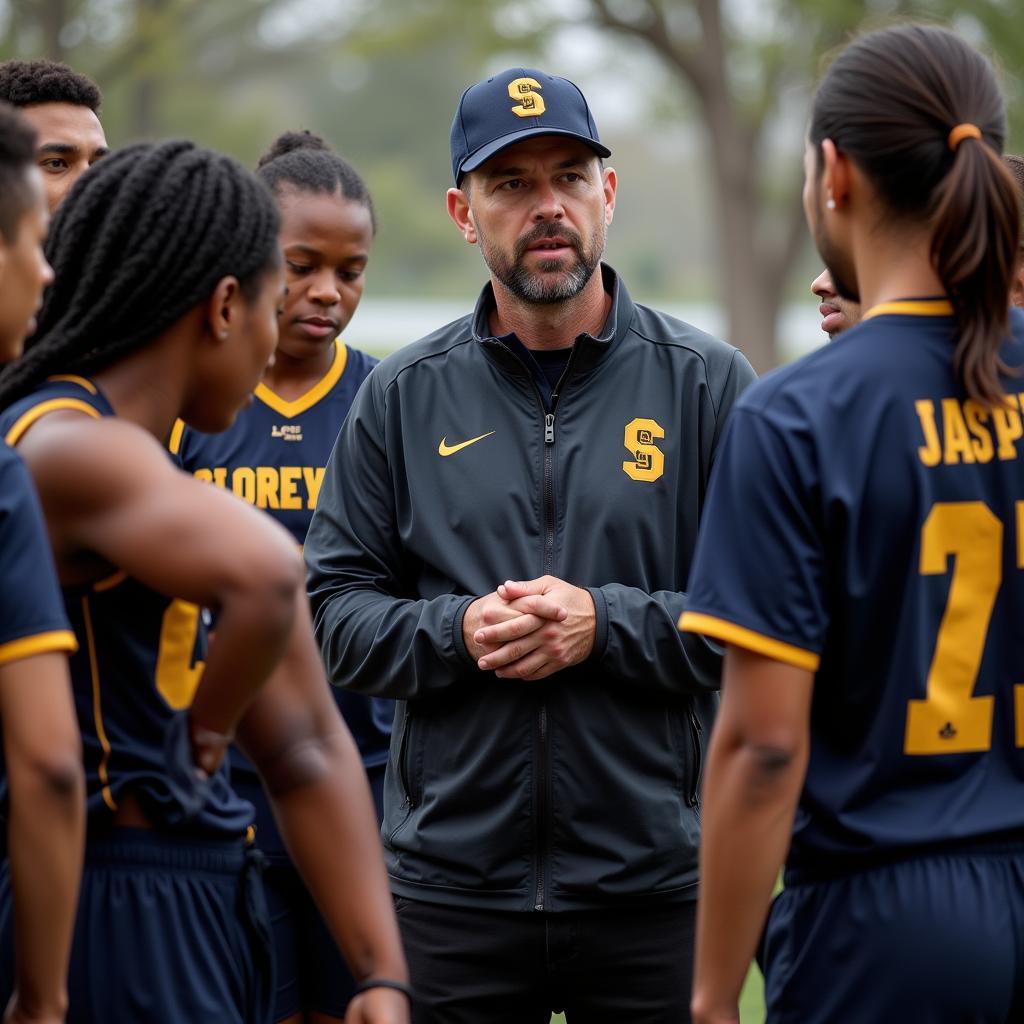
[438,431,496,457]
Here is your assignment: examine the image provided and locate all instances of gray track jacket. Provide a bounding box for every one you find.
[306,266,755,911]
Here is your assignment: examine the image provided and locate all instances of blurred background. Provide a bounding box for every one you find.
[3,0,1022,370]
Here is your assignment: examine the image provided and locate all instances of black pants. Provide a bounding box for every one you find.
[395,896,695,1024]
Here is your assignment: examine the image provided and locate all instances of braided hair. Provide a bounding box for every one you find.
[0,101,38,241]
[0,139,280,408]
[256,130,376,232]
[0,58,101,111]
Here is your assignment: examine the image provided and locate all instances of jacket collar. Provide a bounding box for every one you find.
[473,263,634,377]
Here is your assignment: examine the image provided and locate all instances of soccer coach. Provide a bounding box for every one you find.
[305,68,754,1023]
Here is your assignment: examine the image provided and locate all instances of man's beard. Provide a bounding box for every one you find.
[480,220,605,305]
[814,194,859,303]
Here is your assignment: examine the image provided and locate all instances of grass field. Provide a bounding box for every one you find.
[547,962,766,1022]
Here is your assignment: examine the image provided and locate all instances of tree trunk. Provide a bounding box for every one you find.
[40,0,69,60]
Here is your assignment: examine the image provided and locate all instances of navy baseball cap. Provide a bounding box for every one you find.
[450,68,611,184]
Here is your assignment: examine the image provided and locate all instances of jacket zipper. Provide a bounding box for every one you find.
[533,352,577,911]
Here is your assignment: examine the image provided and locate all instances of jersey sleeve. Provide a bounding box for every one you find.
[0,446,76,666]
[679,404,827,671]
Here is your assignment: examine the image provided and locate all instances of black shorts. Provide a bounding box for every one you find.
[0,827,273,1024]
[764,844,1024,1023]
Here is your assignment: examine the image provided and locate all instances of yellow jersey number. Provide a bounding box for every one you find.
[904,500,1024,754]
[155,599,205,710]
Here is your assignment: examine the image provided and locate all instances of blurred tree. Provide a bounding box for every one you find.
[369,0,1024,367]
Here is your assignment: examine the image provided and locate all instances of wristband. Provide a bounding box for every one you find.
[353,977,413,1002]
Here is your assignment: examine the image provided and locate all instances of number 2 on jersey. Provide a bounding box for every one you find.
[905,501,1024,755]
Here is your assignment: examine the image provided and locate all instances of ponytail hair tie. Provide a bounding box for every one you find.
[948,123,982,151]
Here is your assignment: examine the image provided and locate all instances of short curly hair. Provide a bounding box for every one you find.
[0,100,38,241]
[0,59,101,111]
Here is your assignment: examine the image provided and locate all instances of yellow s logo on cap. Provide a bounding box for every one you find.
[508,78,546,118]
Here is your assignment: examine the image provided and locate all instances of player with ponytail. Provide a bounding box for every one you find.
[682,25,1024,1023]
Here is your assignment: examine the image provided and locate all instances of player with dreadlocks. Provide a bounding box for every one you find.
[0,99,84,1024]
[174,128,390,1024]
[0,140,408,1024]
[0,59,108,213]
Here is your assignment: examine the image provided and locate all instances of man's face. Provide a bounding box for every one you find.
[19,102,108,213]
[457,136,615,305]
[811,268,861,339]
[0,168,53,361]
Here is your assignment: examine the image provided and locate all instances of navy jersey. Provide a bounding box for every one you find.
[682,300,1024,872]
[173,341,392,769]
[0,376,253,836]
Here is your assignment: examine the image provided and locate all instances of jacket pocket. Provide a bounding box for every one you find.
[396,706,423,809]
[685,703,704,815]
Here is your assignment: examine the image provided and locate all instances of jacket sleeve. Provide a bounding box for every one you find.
[586,347,757,694]
[305,373,475,700]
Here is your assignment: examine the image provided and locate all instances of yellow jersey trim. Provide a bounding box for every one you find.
[678,611,821,672]
[5,398,101,446]
[0,629,77,667]
[93,570,128,593]
[862,299,954,320]
[81,596,117,812]
[46,374,97,394]
[254,340,348,419]
[168,419,186,456]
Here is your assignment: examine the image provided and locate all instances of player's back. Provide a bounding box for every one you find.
[732,301,1024,874]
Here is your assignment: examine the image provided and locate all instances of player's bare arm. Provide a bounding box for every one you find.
[236,590,409,1024]
[690,646,813,1024]
[16,412,302,773]
[0,652,83,1024]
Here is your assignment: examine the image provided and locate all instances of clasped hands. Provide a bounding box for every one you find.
[462,575,596,682]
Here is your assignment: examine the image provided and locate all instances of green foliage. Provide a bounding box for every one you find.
[2,0,1023,318]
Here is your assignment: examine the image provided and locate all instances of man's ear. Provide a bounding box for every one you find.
[204,275,241,343]
[821,139,851,211]
[447,187,477,245]
[602,166,617,226]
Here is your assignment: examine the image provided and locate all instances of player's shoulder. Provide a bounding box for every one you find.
[341,342,380,380]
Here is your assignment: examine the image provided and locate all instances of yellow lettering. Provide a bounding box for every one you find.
[622,418,666,483]
[232,467,256,504]
[194,468,214,483]
[964,401,994,463]
[991,394,1022,460]
[507,77,545,118]
[256,466,280,509]
[914,400,942,467]
[303,466,326,509]
[941,398,975,465]
[280,466,302,510]
[213,467,228,488]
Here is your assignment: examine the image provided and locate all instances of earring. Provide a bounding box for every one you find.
[219,330,228,340]
[826,197,837,211]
